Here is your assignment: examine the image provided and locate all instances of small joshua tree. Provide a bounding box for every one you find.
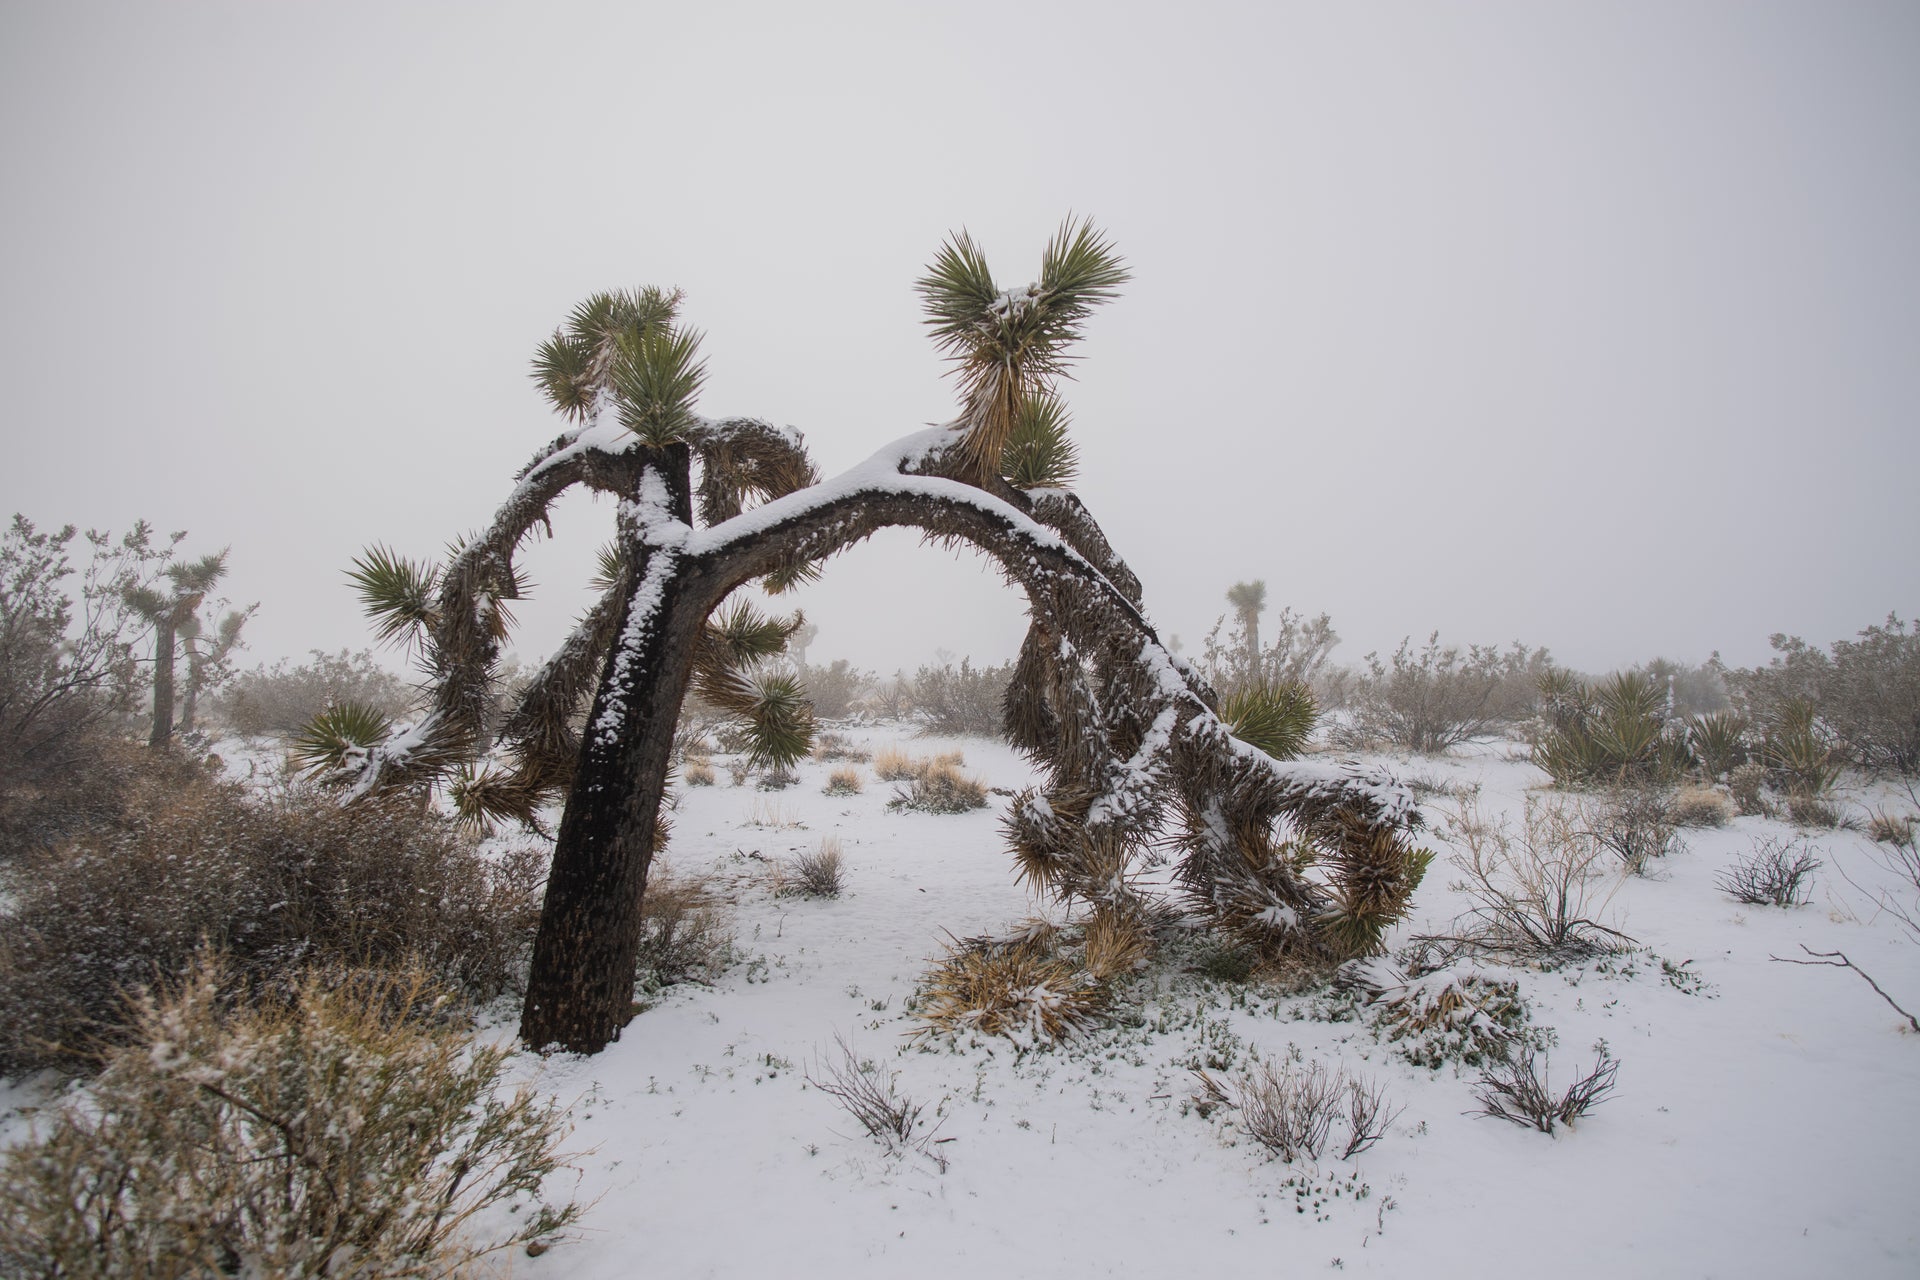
[125,549,231,748]
[308,220,1429,1054]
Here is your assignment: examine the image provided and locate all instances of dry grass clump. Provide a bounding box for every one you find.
[0,777,545,1077]
[773,839,846,899]
[812,732,872,764]
[1667,787,1732,828]
[1868,809,1915,847]
[914,930,1105,1045]
[888,757,989,814]
[0,956,578,1278]
[635,863,736,995]
[1728,762,1771,816]
[872,744,919,781]
[683,758,717,787]
[822,766,863,796]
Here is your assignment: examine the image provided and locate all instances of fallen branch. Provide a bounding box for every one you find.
[1771,944,1920,1033]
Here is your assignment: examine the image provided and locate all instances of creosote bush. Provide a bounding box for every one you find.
[1716,837,1822,907]
[214,648,415,739]
[0,776,545,1076]
[909,659,1014,737]
[0,957,578,1279]
[1335,634,1538,755]
[1591,788,1686,875]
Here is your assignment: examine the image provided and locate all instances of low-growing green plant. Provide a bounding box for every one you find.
[0,957,578,1278]
[1362,964,1537,1069]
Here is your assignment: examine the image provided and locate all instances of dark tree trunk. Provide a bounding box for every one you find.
[180,651,202,735]
[519,443,701,1054]
[148,619,177,748]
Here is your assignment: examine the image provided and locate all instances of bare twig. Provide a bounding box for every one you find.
[1771,945,1920,1032]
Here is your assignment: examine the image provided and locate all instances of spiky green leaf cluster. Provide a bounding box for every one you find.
[916,217,1128,478]
[348,546,442,650]
[1000,392,1080,490]
[291,701,395,774]
[1220,680,1318,761]
[1533,671,1693,787]
[741,669,814,769]
[531,285,705,445]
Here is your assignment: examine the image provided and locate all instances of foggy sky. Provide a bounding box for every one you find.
[2,1,1915,683]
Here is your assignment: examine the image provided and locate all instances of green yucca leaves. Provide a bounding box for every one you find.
[742,669,814,769]
[762,554,824,595]
[1687,711,1750,778]
[588,541,628,594]
[292,701,395,775]
[348,546,441,649]
[532,285,688,424]
[704,600,798,668]
[531,333,595,421]
[916,216,1128,479]
[1000,392,1080,490]
[449,762,546,833]
[611,324,706,446]
[1220,680,1318,761]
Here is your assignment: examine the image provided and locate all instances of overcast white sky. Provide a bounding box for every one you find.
[2,1,1914,680]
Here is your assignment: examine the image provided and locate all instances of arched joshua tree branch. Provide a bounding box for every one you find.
[308,221,1429,1056]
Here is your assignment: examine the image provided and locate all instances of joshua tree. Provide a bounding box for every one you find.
[1226,580,1267,664]
[126,550,230,747]
[177,603,254,735]
[307,220,1427,1055]
[788,620,819,668]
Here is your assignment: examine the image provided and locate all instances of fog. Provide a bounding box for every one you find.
[3,1,1914,679]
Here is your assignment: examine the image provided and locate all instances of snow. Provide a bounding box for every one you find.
[445,733,1919,1280]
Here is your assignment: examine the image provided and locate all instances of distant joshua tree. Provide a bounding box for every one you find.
[125,550,230,747]
[1226,580,1268,664]
[308,220,1427,1055]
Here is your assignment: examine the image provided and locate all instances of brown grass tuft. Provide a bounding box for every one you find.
[914,934,1103,1045]
[823,766,863,796]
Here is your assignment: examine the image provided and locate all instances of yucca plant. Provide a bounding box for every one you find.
[1687,710,1751,780]
[1534,671,1692,788]
[917,217,1129,482]
[1220,680,1318,761]
[1762,700,1840,797]
[999,391,1081,490]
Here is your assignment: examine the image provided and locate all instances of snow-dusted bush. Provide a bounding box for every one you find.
[914,927,1105,1044]
[775,839,845,899]
[889,757,989,813]
[1359,962,1537,1069]
[1668,786,1733,828]
[1591,788,1686,875]
[800,659,873,721]
[0,778,543,1076]
[811,731,871,763]
[1721,615,1920,777]
[0,958,577,1278]
[822,766,863,796]
[1212,1054,1402,1164]
[1335,634,1539,754]
[212,647,414,738]
[909,659,1013,737]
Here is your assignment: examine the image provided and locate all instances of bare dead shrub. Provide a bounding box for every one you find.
[1470,1043,1619,1134]
[1770,944,1919,1032]
[1417,798,1631,965]
[1230,1056,1343,1163]
[822,766,863,796]
[807,1033,942,1164]
[1342,1072,1405,1159]
[0,778,545,1076]
[1716,836,1822,906]
[1591,788,1686,875]
[0,956,578,1278]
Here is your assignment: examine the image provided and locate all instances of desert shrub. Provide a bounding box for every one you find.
[812,731,871,763]
[910,658,1013,737]
[1728,762,1771,816]
[1716,836,1821,906]
[214,648,415,739]
[1361,963,1536,1069]
[1785,791,1846,829]
[807,1033,942,1164]
[801,659,873,721]
[863,672,915,721]
[823,766,863,796]
[1533,671,1692,788]
[0,957,576,1278]
[1723,616,1920,777]
[634,864,736,995]
[1196,604,1342,699]
[1591,788,1686,875]
[1470,1043,1618,1134]
[1667,786,1732,828]
[0,778,543,1076]
[1336,633,1535,754]
[775,839,845,899]
[0,733,211,861]
[889,757,989,813]
[683,759,716,786]
[1420,797,1631,963]
[1209,1055,1402,1164]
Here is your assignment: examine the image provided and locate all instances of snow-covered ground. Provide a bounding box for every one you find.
[488,729,1920,1280]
